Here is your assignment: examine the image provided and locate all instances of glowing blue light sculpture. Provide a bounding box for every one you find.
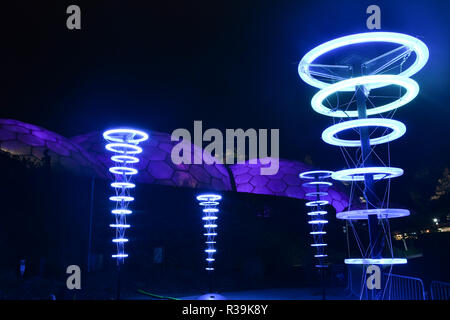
[196,194,222,272]
[300,170,333,269]
[298,32,428,271]
[103,128,148,262]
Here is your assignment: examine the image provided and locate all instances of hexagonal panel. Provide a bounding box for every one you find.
[189,165,211,183]
[235,173,252,184]
[267,180,287,193]
[236,183,254,193]
[282,174,301,186]
[148,160,174,179]
[249,175,269,187]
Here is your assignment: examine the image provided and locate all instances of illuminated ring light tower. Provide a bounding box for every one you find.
[104,129,148,260]
[196,194,224,300]
[103,129,148,298]
[300,170,333,300]
[298,32,428,298]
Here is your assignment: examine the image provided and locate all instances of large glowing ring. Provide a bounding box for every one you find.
[315,254,327,258]
[110,224,130,228]
[103,129,149,143]
[106,143,142,154]
[112,238,129,243]
[311,75,419,118]
[199,201,220,206]
[310,231,326,235]
[111,182,136,189]
[306,200,329,207]
[109,196,134,202]
[109,167,138,175]
[299,170,333,179]
[112,254,128,258]
[336,208,410,220]
[308,210,327,216]
[332,167,403,181]
[203,208,219,213]
[197,194,222,201]
[311,243,327,247]
[306,192,328,197]
[111,155,140,163]
[322,118,406,147]
[345,258,407,265]
[298,32,429,90]
[202,216,218,221]
[302,181,333,188]
[308,220,328,224]
[112,209,132,215]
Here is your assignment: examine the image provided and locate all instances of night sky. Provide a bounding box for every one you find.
[2,0,450,205]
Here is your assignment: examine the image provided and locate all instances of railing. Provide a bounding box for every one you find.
[347,264,450,300]
[346,266,426,300]
[382,273,426,300]
[430,281,450,300]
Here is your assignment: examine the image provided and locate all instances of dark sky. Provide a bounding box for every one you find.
[2,0,450,196]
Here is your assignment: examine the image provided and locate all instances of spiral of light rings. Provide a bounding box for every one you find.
[104,128,148,260]
[298,32,429,266]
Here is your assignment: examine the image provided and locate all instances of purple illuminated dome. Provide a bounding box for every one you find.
[0,119,351,212]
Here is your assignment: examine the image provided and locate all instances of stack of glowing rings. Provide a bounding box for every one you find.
[298,32,428,266]
[300,170,333,269]
[103,128,149,261]
[197,194,222,272]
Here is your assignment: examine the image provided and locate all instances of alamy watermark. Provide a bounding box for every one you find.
[366,5,381,30]
[66,5,81,30]
[366,265,381,290]
[171,121,280,175]
[66,265,81,290]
